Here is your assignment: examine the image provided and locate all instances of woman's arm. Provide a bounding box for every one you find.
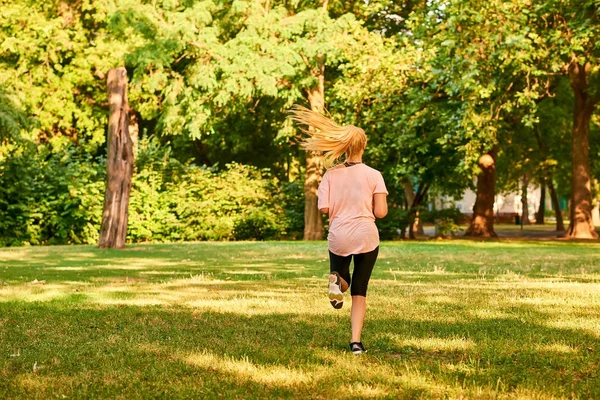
[373,193,388,218]
[317,173,329,217]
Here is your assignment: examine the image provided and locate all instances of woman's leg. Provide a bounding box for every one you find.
[349,247,379,343]
[351,295,367,343]
[329,251,351,292]
[328,251,352,308]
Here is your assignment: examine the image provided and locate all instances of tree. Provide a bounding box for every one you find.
[0,0,125,151]
[466,152,498,237]
[98,68,134,249]
[373,1,539,237]
[402,0,573,237]
[565,60,599,238]
[330,14,477,238]
[111,1,376,240]
[521,1,600,238]
[533,82,574,231]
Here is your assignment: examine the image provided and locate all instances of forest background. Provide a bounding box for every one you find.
[1,0,599,246]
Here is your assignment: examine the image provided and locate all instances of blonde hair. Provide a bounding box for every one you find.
[289,105,367,163]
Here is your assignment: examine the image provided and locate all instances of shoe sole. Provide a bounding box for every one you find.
[350,343,367,354]
[328,272,343,309]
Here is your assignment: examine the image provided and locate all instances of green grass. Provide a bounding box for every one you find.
[1,241,600,399]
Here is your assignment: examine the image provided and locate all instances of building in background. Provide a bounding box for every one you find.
[436,186,600,225]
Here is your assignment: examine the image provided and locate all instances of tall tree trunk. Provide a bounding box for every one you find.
[303,58,325,240]
[521,173,530,225]
[465,151,497,237]
[563,62,598,239]
[403,179,424,239]
[304,151,323,240]
[536,179,546,225]
[98,68,134,249]
[547,179,564,231]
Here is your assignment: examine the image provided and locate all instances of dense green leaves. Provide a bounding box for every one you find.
[0,143,105,246]
[0,137,293,245]
[0,0,123,151]
[1,0,599,243]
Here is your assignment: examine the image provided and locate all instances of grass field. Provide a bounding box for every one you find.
[1,241,600,399]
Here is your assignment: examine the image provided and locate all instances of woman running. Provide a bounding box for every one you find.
[290,106,388,355]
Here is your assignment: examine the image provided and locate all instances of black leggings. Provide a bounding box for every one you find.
[329,246,379,297]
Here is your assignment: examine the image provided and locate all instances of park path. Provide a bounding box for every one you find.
[422,225,583,241]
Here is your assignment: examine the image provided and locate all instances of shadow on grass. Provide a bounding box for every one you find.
[373,306,600,396]
[1,301,599,399]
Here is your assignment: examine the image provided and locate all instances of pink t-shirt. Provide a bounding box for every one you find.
[318,163,388,256]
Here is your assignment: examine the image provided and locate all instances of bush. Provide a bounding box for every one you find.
[0,135,308,245]
[421,207,464,237]
[0,136,296,245]
[233,208,282,240]
[0,143,104,246]
[278,181,305,240]
[128,161,283,242]
[126,137,289,242]
[376,207,410,240]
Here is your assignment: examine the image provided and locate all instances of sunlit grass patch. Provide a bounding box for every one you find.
[535,342,578,354]
[184,350,314,386]
[387,336,476,352]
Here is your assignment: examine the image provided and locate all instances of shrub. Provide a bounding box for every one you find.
[233,207,282,240]
[127,137,287,242]
[376,207,410,240]
[421,207,464,237]
[278,181,305,240]
[0,136,303,245]
[0,143,104,246]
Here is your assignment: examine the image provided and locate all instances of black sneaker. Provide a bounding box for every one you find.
[350,342,367,354]
[328,272,344,309]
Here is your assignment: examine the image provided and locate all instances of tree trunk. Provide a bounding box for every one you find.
[303,58,325,240]
[535,179,546,225]
[465,152,497,237]
[547,179,565,231]
[98,68,134,249]
[304,151,323,240]
[521,173,530,225]
[563,62,598,239]
[403,179,424,239]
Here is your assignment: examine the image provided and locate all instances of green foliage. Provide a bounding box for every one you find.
[107,0,379,175]
[0,143,105,246]
[376,207,409,240]
[0,89,29,144]
[2,0,600,246]
[0,137,296,245]
[0,0,124,151]
[233,208,282,241]
[422,207,465,237]
[278,181,305,240]
[128,138,289,242]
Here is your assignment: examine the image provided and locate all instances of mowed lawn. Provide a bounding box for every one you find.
[1,241,600,399]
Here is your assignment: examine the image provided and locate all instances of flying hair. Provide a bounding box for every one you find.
[288,105,367,163]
